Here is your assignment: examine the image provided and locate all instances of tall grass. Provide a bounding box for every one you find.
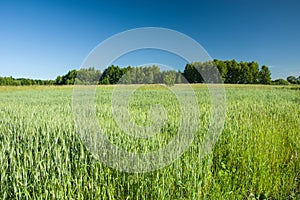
[0,85,299,199]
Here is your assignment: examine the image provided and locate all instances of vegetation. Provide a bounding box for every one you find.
[99,65,179,85]
[55,68,101,85]
[287,75,300,84]
[272,78,290,85]
[0,76,54,86]
[2,59,298,86]
[0,85,299,199]
[184,60,261,84]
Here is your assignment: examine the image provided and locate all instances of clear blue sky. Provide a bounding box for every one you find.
[0,0,299,80]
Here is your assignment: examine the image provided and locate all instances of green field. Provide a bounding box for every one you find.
[0,85,299,199]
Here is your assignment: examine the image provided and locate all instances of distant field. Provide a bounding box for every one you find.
[0,84,299,199]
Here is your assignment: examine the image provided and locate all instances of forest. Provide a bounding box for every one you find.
[0,59,299,86]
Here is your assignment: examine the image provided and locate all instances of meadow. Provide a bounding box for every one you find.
[0,84,299,199]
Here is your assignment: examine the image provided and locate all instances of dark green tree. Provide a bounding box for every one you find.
[183,63,203,83]
[226,60,241,84]
[99,65,122,84]
[258,65,271,84]
[54,69,77,85]
[248,61,259,84]
[287,76,297,84]
[239,62,250,84]
[214,59,228,82]
[55,76,63,85]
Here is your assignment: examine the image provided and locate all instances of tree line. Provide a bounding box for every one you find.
[98,65,181,86]
[0,77,55,86]
[0,60,299,86]
[184,59,272,84]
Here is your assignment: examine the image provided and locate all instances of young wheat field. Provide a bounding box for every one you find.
[0,84,299,199]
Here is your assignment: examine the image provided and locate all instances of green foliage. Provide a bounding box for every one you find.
[226,59,241,83]
[248,61,260,84]
[100,65,182,85]
[214,59,228,82]
[0,85,298,199]
[211,86,299,199]
[183,63,203,83]
[76,67,101,85]
[99,65,123,84]
[0,76,54,86]
[1,60,297,86]
[175,70,182,84]
[55,69,78,85]
[258,65,272,84]
[272,79,290,85]
[162,70,176,86]
[183,60,270,84]
[287,75,300,84]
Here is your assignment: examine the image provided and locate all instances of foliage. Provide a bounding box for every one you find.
[272,79,290,85]
[75,67,101,85]
[54,69,78,85]
[1,60,298,86]
[183,63,203,83]
[287,75,300,84]
[100,65,181,85]
[0,76,54,86]
[258,65,272,84]
[162,70,176,86]
[0,85,299,199]
[183,60,269,84]
[99,65,124,84]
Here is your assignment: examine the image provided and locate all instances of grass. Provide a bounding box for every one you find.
[0,84,299,199]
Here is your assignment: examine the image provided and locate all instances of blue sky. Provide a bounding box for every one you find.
[0,0,299,80]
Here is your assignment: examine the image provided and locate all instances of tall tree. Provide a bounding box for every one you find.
[175,71,182,84]
[258,65,271,84]
[162,70,176,86]
[183,63,203,83]
[99,65,122,84]
[76,67,101,85]
[248,61,259,84]
[239,62,250,84]
[214,59,227,83]
[225,60,240,83]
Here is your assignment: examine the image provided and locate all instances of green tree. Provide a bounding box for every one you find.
[248,61,259,84]
[144,67,154,84]
[99,65,122,84]
[287,76,297,84]
[214,59,227,83]
[258,65,271,84]
[225,60,240,83]
[54,70,78,85]
[76,67,101,85]
[175,71,182,84]
[136,67,146,84]
[239,62,250,84]
[297,76,300,84]
[118,67,132,84]
[151,65,161,83]
[183,63,203,83]
[163,70,176,86]
[55,76,63,85]
[64,70,77,85]
[272,79,289,85]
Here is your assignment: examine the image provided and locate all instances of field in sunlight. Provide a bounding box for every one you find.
[0,84,299,199]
